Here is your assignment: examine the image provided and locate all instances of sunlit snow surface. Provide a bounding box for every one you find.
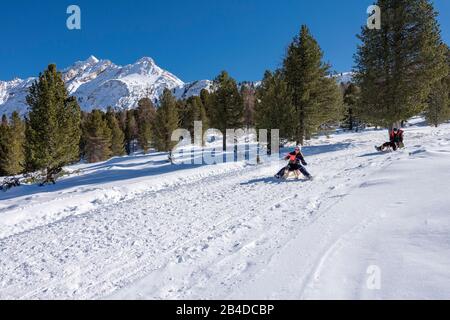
[1,119,449,299]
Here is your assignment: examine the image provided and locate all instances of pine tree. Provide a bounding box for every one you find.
[184,96,209,137]
[255,71,295,150]
[136,98,157,153]
[241,84,256,129]
[79,111,89,160]
[0,115,10,176]
[25,64,81,177]
[106,109,126,156]
[342,83,361,131]
[283,25,343,144]
[354,0,448,133]
[209,71,244,150]
[425,45,450,127]
[153,89,180,152]
[0,112,25,176]
[118,110,128,134]
[125,110,138,154]
[177,99,189,130]
[63,96,82,163]
[83,110,112,163]
[200,89,213,120]
[425,80,450,127]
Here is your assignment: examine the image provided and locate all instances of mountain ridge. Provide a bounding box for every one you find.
[0,56,211,115]
[0,56,352,116]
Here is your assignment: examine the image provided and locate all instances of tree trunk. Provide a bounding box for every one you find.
[388,121,401,138]
[296,116,305,145]
[349,109,354,131]
[222,129,227,152]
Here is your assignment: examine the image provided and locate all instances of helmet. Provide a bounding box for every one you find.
[294,145,302,152]
[393,128,399,132]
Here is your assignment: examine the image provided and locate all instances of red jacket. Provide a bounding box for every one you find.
[390,130,404,143]
[284,151,307,166]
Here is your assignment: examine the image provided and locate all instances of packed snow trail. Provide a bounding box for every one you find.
[1,122,450,299]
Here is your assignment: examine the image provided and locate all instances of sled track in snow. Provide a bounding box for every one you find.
[1,139,405,299]
[14,163,322,299]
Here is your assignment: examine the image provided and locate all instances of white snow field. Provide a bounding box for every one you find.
[1,120,450,300]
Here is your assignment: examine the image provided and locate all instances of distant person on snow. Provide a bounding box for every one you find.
[376,128,404,152]
[275,146,313,180]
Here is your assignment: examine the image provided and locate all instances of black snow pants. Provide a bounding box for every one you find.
[276,163,311,178]
[381,142,398,151]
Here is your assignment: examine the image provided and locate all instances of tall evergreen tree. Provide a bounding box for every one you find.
[64,96,82,161]
[25,64,81,176]
[0,115,10,176]
[342,83,361,131]
[354,0,448,133]
[209,71,244,150]
[79,111,89,160]
[184,96,209,137]
[153,89,180,152]
[425,80,450,127]
[241,84,256,129]
[83,110,112,163]
[255,71,295,148]
[176,99,189,130]
[106,109,126,156]
[0,112,25,176]
[200,89,213,121]
[117,110,128,134]
[425,45,450,127]
[125,110,138,154]
[283,25,343,144]
[136,98,157,153]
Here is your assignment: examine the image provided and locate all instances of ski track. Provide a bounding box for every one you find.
[0,127,446,299]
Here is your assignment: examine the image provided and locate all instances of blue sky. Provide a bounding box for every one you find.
[1,0,449,82]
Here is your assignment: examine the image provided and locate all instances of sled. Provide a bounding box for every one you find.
[275,168,312,181]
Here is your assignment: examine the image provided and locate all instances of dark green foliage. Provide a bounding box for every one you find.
[426,80,450,127]
[24,64,81,177]
[125,110,138,154]
[136,98,157,154]
[342,83,361,131]
[83,110,112,163]
[106,109,126,156]
[241,84,256,128]
[79,111,89,159]
[255,71,295,146]
[283,25,343,144]
[354,0,448,130]
[200,89,213,121]
[2,112,26,176]
[425,46,450,127]
[153,89,180,152]
[181,96,209,138]
[209,71,244,150]
[0,115,9,176]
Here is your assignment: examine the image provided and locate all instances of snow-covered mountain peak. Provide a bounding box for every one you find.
[86,55,100,64]
[0,56,208,115]
[135,56,156,65]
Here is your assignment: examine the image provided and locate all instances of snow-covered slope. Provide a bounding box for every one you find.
[334,72,353,84]
[0,56,211,115]
[173,80,213,100]
[0,78,36,116]
[1,121,449,299]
